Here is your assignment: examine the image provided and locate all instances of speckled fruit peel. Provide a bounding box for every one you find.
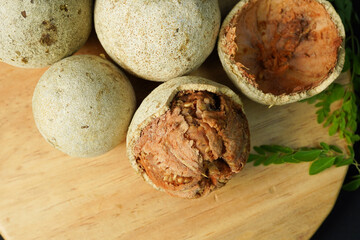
[0,0,92,68]
[32,55,136,158]
[218,0,345,105]
[127,76,250,199]
[94,0,220,82]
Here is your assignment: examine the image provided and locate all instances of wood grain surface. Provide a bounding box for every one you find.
[0,34,349,240]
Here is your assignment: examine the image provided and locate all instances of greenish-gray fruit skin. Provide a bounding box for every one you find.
[0,0,92,68]
[32,55,136,158]
[94,0,220,82]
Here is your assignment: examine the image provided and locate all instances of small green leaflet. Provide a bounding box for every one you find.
[300,83,359,144]
[343,176,360,191]
[293,150,322,162]
[334,157,353,167]
[309,157,336,175]
[247,143,348,175]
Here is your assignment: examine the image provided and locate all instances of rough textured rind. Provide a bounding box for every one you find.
[217,0,345,105]
[127,76,246,192]
[94,0,220,82]
[0,0,92,68]
[32,55,136,158]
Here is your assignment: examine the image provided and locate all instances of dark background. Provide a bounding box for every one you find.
[1,2,359,240]
[311,144,360,240]
[312,2,360,239]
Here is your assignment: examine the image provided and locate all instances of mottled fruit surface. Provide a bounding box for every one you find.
[0,0,92,68]
[95,0,220,81]
[32,55,136,157]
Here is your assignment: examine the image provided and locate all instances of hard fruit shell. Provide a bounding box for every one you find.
[94,0,220,82]
[32,55,136,158]
[0,0,92,68]
[126,76,245,191]
[217,0,346,106]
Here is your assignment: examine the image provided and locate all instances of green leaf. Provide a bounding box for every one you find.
[316,108,324,115]
[329,145,343,153]
[347,145,354,158]
[339,115,347,131]
[323,105,331,114]
[304,97,317,104]
[315,102,324,107]
[270,145,293,154]
[282,155,300,163]
[317,112,326,124]
[352,134,360,142]
[328,121,339,136]
[263,154,279,166]
[320,142,330,150]
[273,157,285,164]
[343,178,360,191]
[247,154,259,163]
[335,157,353,167]
[339,130,344,138]
[329,84,345,102]
[254,156,265,166]
[342,100,352,114]
[259,145,277,153]
[343,91,352,102]
[345,134,352,144]
[323,114,335,127]
[309,157,336,175]
[293,150,322,162]
[253,146,266,155]
[349,121,357,133]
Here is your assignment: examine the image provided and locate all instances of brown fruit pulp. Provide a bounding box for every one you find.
[224,0,342,95]
[134,91,250,198]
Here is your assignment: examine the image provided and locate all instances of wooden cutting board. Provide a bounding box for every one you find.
[0,34,349,240]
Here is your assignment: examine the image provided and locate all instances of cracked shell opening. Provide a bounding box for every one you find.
[223,0,342,95]
[134,90,250,199]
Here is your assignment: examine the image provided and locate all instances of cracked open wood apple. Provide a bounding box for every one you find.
[218,0,345,105]
[127,76,250,199]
